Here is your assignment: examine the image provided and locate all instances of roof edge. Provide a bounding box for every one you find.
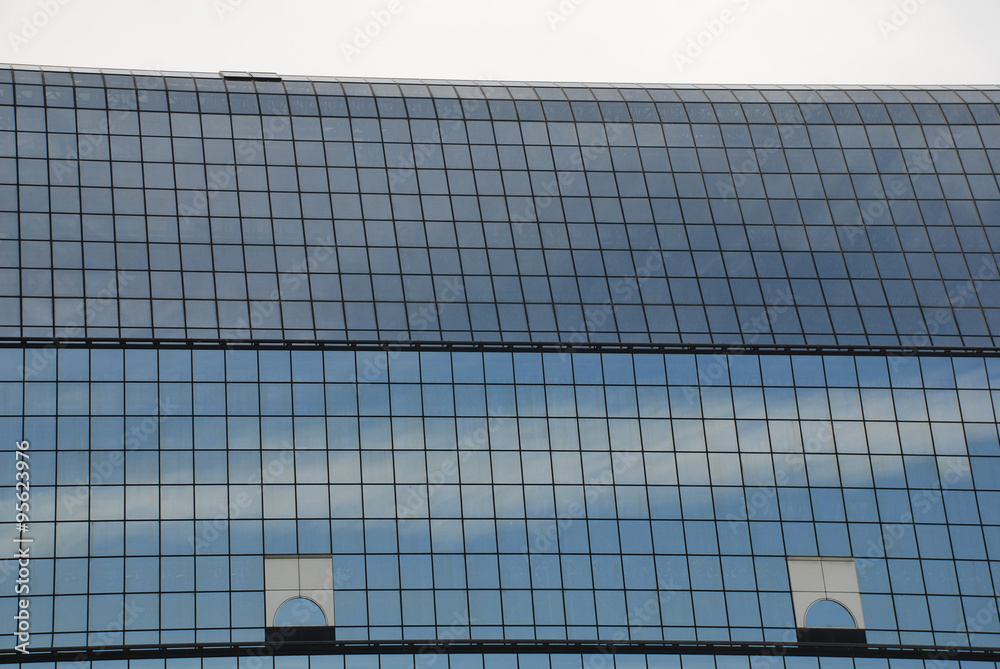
[2,62,999,91]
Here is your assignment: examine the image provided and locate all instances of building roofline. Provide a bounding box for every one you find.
[2,62,999,92]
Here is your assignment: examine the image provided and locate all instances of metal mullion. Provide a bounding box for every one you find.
[145,90,171,342]
[445,348,475,639]
[658,373,695,637]
[27,79,56,340]
[706,352,749,636]
[287,92,321,342]
[539,349,572,639]
[917,356,978,644]
[912,118,968,307]
[56,79,87,342]
[616,118,658,345]
[613,351,658,639]
[846,120,913,346]
[369,98,409,342]
[252,80,289,341]
[551,89,598,344]
[181,84,225,342]
[565,92,621,346]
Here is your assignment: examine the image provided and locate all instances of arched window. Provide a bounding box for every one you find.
[272,597,327,627]
[805,599,857,629]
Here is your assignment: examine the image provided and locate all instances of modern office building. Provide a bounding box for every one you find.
[1,64,999,668]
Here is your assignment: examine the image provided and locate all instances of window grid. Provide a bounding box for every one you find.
[4,68,1000,655]
[3,73,1000,346]
[3,348,999,646]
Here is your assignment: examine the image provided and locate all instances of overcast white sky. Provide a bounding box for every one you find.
[1,0,998,85]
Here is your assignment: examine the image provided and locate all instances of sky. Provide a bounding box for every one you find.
[1,0,999,85]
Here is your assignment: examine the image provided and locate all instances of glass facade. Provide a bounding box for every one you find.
[0,65,999,668]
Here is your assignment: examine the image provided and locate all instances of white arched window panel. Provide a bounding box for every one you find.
[787,557,865,629]
[273,597,328,627]
[804,599,858,629]
[264,555,335,627]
